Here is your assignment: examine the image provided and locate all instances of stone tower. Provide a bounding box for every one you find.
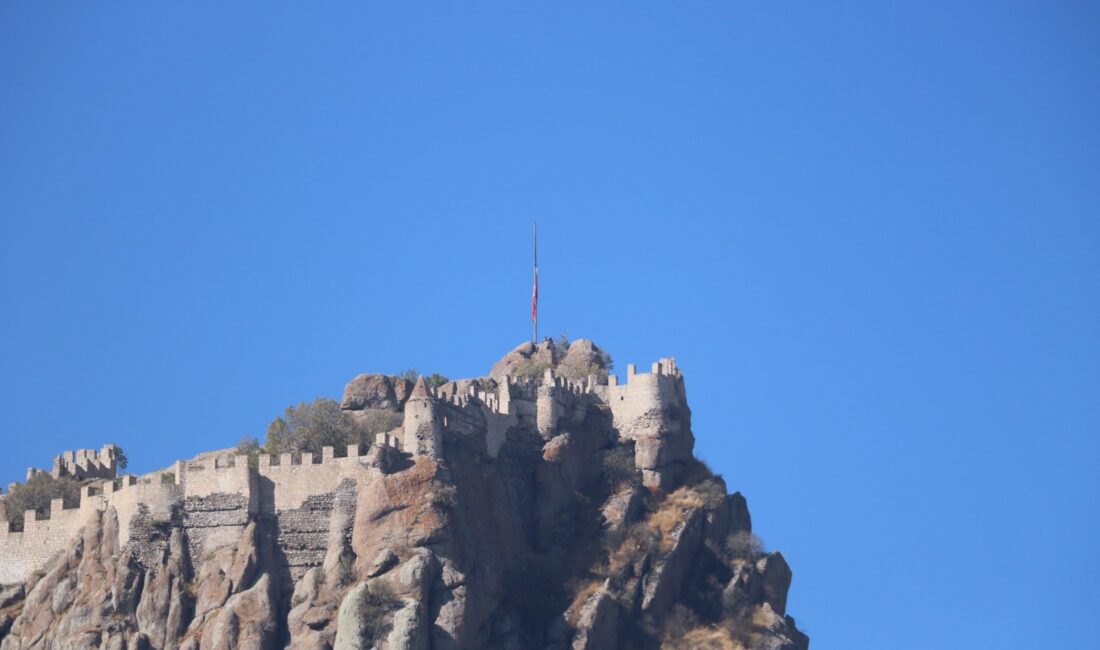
[402,377,442,457]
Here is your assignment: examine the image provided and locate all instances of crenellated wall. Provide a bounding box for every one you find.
[0,446,374,585]
[0,355,687,584]
[605,357,694,490]
[51,444,119,481]
[256,445,370,512]
[606,357,687,437]
[0,487,104,584]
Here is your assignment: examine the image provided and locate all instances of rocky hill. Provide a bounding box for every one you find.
[0,340,808,649]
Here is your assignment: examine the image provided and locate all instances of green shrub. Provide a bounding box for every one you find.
[363,409,403,438]
[161,472,176,485]
[112,444,129,470]
[357,582,401,645]
[336,554,354,587]
[601,444,639,489]
[725,531,765,559]
[512,359,551,381]
[400,369,449,388]
[236,436,261,470]
[3,473,81,531]
[264,397,362,457]
[428,482,458,509]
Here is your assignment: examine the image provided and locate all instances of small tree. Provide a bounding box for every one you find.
[237,436,262,470]
[4,473,81,530]
[598,349,614,372]
[112,444,129,471]
[725,531,765,559]
[263,398,363,456]
[426,373,449,389]
[399,368,419,383]
[363,410,402,437]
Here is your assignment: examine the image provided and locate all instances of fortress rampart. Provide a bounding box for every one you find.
[26,444,120,482]
[0,356,686,584]
[0,446,377,585]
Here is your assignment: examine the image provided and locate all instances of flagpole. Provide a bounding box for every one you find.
[533,223,538,344]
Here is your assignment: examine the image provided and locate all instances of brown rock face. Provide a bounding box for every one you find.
[489,338,611,381]
[0,342,806,650]
[341,374,412,411]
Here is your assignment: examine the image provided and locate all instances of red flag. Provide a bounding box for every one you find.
[532,223,539,342]
[531,265,538,322]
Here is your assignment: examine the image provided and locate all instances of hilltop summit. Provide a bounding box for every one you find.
[0,342,807,650]
[489,338,612,382]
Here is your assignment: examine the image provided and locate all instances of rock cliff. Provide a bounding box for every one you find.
[0,340,808,649]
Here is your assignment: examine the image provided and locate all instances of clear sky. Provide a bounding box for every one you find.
[1,2,1097,648]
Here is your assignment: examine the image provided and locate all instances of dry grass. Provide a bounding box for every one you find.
[609,522,659,572]
[606,483,721,575]
[648,487,705,548]
[0,601,24,622]
[666,625,747,650]
[565,579,603,626]
[661,605,748,650]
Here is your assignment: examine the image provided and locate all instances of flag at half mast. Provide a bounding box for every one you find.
[531,223,539,343]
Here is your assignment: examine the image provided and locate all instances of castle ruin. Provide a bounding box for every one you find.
[0,353,691,586]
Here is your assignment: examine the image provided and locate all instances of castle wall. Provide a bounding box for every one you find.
[0,354,688,584]
[0,488,104,584]
[108,478,182,546]
[50,444,118,481]
[256,447,372,581]
[439,396,517,458]
[257,446,369,512]
[607,358,694,490]
[607,358,687,439]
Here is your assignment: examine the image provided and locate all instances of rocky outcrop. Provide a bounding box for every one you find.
[341,374,414,412]
[489,338,610,382]
[0,342,807,650]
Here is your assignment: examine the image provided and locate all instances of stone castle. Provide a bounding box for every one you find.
[0,350,690,587]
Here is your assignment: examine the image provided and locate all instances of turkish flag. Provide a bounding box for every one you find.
[531,266,538,321]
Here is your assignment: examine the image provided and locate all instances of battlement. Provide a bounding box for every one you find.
[607,357,681,386]
[374,432,403,450]
[0,354,688,584]
[45,444,119,481]
[256,444,375,511]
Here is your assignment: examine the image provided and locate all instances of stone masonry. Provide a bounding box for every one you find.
[0,353,689,586]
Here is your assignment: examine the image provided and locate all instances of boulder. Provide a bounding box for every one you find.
[489,339,610,382]
[341,374,409,411]
[571,584,620,650]
[757,552,793,616]
[367,549,399,578]
[601,485,644,538]
[200,573,277,650]
[489,340,563,380]
[641,509,705,615]
[557,339,611,382]
[333,580,399,650]
[387,598,429,650]
[728,492,752,534]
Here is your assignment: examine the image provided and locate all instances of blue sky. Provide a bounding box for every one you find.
[2,2,1098,648]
